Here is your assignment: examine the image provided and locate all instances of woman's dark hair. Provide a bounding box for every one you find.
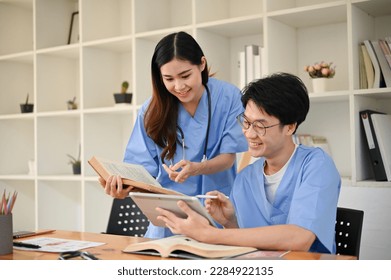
[145,31,209,162]
[241,72,310,133]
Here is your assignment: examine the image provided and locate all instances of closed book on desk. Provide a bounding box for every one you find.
[360,110,387,181]
[123,235,257,259]
[371,114,391,181]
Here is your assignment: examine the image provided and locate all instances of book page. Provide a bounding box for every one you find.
[123,235,257,259]
[88,156,182,195]
[101,160,162,188]
[13,237,105,253]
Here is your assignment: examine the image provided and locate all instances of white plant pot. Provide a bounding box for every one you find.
[312,78,329,93]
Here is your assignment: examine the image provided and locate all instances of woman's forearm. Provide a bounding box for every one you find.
[196,153,236,175]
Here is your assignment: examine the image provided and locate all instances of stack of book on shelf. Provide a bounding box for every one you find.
[359,37,391,89]
[360,110,391,182]
[238,44,265,89]
[292,134,331,156]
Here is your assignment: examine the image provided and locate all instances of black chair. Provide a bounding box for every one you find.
[335,207,364,259]
[106,197,149,237]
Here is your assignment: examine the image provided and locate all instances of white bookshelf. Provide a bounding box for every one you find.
[0,0,391,258]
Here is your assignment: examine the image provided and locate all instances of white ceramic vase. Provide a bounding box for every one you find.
[312,77,328,93]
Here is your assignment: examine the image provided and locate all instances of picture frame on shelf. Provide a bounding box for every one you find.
[68,11,79,44]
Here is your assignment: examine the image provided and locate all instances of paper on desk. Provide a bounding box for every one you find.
[12,237,105,253]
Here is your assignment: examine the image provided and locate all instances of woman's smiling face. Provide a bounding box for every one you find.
[160,58,206,104]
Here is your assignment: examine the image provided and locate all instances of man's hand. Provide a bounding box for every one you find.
[205,191,238,228]
[156,200,212,239]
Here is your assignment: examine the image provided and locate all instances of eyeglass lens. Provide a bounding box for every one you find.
[237,114,266,136]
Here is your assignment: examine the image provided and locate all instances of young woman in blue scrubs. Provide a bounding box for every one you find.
[99,31,248,238]
[156,73,341,253]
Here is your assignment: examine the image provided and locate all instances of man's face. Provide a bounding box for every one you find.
[242,100,290,160]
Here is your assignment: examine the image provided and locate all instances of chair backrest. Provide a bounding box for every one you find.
[335,207,364,259]
[106,196,149,237]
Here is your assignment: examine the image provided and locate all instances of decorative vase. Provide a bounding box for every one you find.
[312,78,328,93]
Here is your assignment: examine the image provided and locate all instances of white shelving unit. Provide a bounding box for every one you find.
[0,0,390,259]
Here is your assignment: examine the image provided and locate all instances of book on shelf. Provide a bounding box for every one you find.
[360,43,375,89]
[358,42,368,89]
[88,156,182,195]
[237,44,265,89]
[385,37,391,51]
[359,110,388,181]
[254,47,266,81]
[245,44,259,85]
[123,235,258,259]
[292,134,331,156]
[238,51,246,90]
[363,40,386,88]
[370,114,391,181]
[371,40,391,87]
[378,39,391,69]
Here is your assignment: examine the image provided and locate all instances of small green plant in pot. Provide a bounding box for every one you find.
[67,146,81,175]
[114,81,132,104]
[67,96,78,110]
[20,93,34,113]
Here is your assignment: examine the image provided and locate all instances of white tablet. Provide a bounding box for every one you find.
[128,193,217,228]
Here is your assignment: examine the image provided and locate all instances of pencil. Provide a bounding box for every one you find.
[9,191,17,214]
[195,195,229,199]
[1,190,7,215]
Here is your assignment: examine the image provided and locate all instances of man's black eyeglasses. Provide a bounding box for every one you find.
[236,113,280,136]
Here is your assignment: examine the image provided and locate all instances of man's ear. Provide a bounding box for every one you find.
[286,123,297,135]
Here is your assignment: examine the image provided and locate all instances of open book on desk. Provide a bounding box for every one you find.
[88,156,182,195]
[123,235,258,259]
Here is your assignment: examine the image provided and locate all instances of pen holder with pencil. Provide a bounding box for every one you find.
[0,213,13,255]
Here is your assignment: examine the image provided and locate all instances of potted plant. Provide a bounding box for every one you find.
[67,146,81,175]
[114,81,132,104]
[304,61,336,92]
[67,96,78,110]
[20,93,34,113]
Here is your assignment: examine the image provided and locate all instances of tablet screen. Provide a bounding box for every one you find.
[129,193,217,228]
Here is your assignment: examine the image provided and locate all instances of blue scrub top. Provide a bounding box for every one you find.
[124,77,248,238]
[231,145,341,253]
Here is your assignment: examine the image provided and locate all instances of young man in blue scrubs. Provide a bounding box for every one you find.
[100,32,247,239]
[157,72,341,253]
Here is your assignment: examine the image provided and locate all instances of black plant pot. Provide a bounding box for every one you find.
[114,93,132,104]
[20,104,34,113]
[72,163,81,175]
